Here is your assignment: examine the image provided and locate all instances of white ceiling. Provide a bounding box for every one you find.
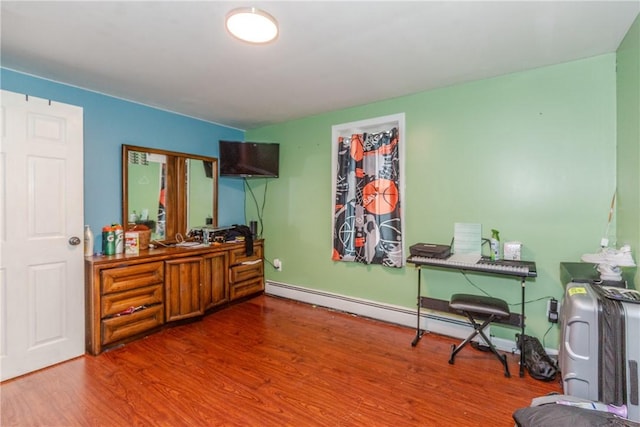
[2,1,638,130]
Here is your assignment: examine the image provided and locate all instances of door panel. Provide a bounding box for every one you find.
[0,90,84,381]
[28,156,66,236]
[165,257,204,322]
[30,262,66,346]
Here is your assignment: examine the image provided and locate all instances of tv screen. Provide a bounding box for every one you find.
[219,141,279,178]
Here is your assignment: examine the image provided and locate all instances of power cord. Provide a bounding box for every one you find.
[459,271,555,307]
[542,323,554,349]
[460,271,492,296]
[243,177,269,237]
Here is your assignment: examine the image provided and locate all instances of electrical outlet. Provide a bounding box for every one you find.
[547,297,559,323]
[273,258,282,271]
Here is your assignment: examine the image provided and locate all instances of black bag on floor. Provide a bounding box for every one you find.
[517,333,558,381]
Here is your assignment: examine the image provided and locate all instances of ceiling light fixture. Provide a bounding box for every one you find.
[225,7,278,44]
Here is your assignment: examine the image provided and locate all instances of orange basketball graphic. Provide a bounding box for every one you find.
[362,179,399,215]
[350,134,364,161]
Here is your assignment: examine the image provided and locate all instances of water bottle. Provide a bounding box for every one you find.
[84,225,94,257]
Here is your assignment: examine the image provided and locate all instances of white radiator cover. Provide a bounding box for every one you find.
[265,280,520,353]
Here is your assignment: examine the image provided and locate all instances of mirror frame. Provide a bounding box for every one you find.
[122,144,218,242]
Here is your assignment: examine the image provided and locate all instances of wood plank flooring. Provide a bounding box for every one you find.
[1,295,562,426]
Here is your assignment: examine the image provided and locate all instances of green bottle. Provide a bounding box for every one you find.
[490,229,500,261]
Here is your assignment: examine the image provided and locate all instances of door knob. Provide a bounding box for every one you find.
[68,236,81,246]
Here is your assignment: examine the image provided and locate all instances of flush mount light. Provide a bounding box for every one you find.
[225,7,278,44]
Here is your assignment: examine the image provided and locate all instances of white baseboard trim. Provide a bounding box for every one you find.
[265,280,521,353]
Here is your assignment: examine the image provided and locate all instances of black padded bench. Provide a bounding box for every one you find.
[448,293,511,377]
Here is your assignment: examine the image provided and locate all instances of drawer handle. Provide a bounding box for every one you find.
[241,259,262,265]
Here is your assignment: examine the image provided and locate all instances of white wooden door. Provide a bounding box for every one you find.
[0,90,85,381]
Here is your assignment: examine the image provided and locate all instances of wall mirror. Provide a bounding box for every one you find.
[122,145,218,242]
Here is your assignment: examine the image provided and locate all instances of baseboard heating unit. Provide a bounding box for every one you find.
[265,280,518,353]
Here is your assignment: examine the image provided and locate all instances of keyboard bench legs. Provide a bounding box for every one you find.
[448,312,511,378]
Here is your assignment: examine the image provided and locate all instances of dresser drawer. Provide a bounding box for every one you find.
[229,244,263,265]
[101,284,164,318]
[229,260,263,284]
[229,276,264,300]
[101,304,164,345]
[101,262,164,294]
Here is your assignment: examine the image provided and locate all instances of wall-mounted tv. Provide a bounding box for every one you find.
[219,140,280,178]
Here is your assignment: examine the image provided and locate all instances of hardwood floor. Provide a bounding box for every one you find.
[1,295,562,426]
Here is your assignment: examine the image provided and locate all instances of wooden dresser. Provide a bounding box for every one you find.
[85,240,263,355]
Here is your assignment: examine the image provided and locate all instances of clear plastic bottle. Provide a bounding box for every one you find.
[490,229,500,261]
[84,225,94,257]
[113,223,124,254]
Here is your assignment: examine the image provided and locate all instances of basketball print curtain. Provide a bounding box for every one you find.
[332,127,403,268]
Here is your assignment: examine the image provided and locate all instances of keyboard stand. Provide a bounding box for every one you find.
[411,266,425,347]
[407,256,537,378]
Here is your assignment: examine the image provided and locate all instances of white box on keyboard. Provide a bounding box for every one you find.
[504,241,522,260]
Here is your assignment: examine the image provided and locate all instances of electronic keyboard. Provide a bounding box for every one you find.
[407,255,537,278]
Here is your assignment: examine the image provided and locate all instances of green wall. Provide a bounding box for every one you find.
[128,161,163,239]
[187,159,215,228]
[247,54,619,347]
[616,15,640,287]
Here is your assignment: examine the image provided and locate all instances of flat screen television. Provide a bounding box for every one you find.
[219,140,279,178]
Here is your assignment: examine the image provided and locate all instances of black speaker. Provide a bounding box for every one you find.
[249,221,257,238]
